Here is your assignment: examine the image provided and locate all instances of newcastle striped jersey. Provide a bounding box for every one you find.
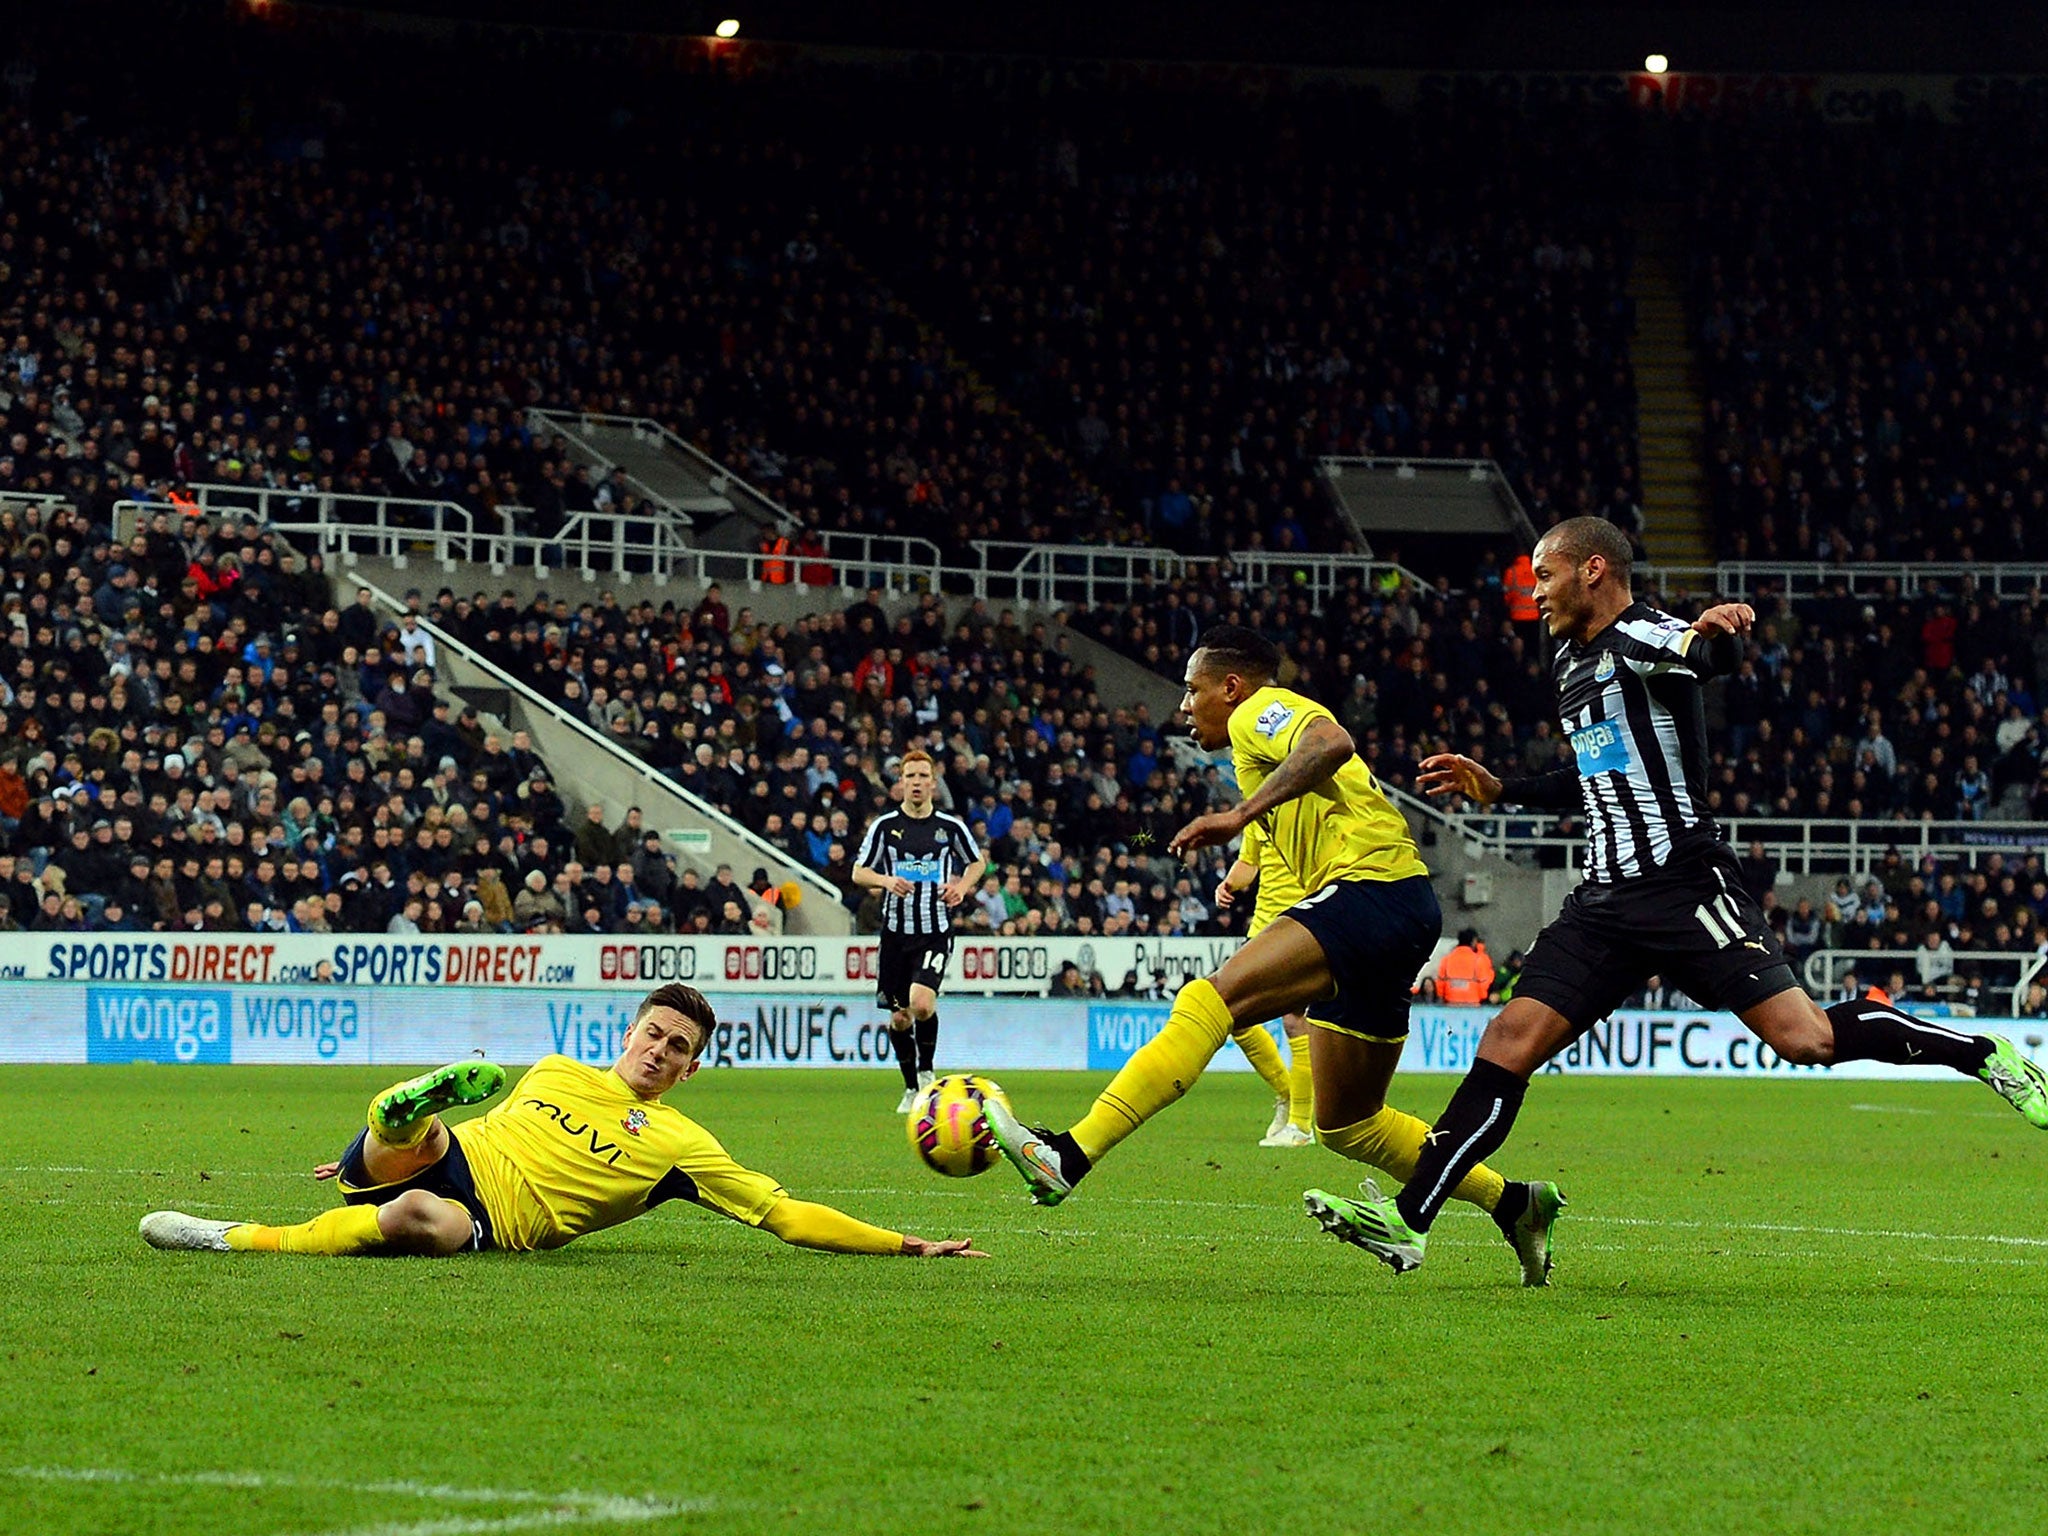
[854,807,983,936]
[1500,602,1742,884]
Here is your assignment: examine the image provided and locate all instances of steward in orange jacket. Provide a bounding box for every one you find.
[1436,928,1496,1006]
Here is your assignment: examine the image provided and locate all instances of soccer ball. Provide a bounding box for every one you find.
[906,1073,1009,1177]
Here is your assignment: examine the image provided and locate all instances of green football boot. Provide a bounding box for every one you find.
[1506,1181,1567,1288]
[1303,1180,1427,1274]
[1979,1037,2048,1129]
[369,1060,506,1146]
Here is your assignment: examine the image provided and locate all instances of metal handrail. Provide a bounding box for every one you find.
[0,490,70,518]
[1637,560,2048,600]
[1419,800,2048,878]
[969,541,1431,609]
[1800,948,2047,1018]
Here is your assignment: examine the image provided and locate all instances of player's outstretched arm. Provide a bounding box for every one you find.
[1214,857,1256,908]
[1416,753,1503,805]
[1170,717,1354,854]
[1420,752,1580,811]
[759,1196,989,1258]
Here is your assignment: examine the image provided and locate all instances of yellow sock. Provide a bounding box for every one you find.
[224,1204,388,1256]
[1316,1106,1506,1213]
[1071,977,1235,1162]
[368,1092,433,1150]
[1286,1032,1315,1131]
[1231,1022,1291,1101]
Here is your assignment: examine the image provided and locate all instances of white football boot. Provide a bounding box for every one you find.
[139,1211,243,1251]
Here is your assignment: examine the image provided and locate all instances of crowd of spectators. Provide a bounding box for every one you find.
[0,7,1640,577]
[408,576,1245,941]
[1076,559,2048,825]
[840,91,1642,557]
[0,498,816,939]
[0,488,1248,941]
[1071,552,2048,1001]
[1690,117,2048,564]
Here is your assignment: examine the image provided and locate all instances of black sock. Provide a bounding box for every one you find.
[889,1025,919,1089]
[915,1013,938,1074]
[1824,997,1990,1076]
[1046,1129,1093,1186]
[1394,1060,1528,1234]
[1491,1180,1531,1239]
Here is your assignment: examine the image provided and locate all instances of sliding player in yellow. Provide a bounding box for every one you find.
[982,624,1564,1284]
[140,983,987,1262]
[1216,818,1316,1147]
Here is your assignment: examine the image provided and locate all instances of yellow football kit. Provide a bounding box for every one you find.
[1236,819,1313,1129]
[1238,819,1305,936]
[1227,685,1428,889]
[451,1055,785,1252]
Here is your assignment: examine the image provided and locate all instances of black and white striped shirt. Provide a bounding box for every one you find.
[854,808,983,936]
[1501,602,1741,884]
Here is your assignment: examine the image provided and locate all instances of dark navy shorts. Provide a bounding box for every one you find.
[335,1127,494,1252]
[1282,875,1443,1045]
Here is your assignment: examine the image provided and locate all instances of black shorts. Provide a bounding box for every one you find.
[1283,874,1443,1045]
[1516,842,1799,1032]
[877,929,952,1010]
[335,1127,494,1251]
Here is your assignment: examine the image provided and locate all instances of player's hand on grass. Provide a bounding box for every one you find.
[311,1161,341,1181]
[1691,602,1756,639]
[1416,753,1503,806]
[1169,807,1247,857]
[901,1234,990,1258]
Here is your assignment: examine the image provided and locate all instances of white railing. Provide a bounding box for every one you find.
[1638,560,2048,601]
[532,408,802,533]
[1800,949,2046,1018]
[151,487,1431,608]
[1421,805,2048,879]
[969,541,1429,609]
[0,490,70,519]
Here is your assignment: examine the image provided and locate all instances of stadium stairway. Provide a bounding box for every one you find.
[1628,203,1716,575]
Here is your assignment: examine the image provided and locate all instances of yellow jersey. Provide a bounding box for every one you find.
[1239,818,1306,934]
[451,1055,786,1252]
[1228,685,1428,889]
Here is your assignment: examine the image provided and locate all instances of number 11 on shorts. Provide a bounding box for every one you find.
[1693,893,1747,948]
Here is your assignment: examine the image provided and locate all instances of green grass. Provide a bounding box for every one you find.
[2,1065,2045,1536]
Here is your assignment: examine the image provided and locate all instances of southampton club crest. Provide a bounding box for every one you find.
[621,1108,649,1138]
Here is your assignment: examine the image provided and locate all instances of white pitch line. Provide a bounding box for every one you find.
[1,1165,311,1180]
[298,1496,703,1536]
[1572,1214,2048,1249]
[0,1467,710,1533]
[1848,1103,1938,1115]
[15,1171,2048,1255]
[826,1186,2048,1250]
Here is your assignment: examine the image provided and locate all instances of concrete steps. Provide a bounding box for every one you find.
[1628,203,1714,570]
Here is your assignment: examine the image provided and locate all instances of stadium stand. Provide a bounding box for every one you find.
[0,491,1241,939]
[0,10,1639,570]
[0,8,2041,984]
[830,91,1642,557]
[1690,118,2048,564]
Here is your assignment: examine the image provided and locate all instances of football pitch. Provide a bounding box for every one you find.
[2,1066,2043,1536]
